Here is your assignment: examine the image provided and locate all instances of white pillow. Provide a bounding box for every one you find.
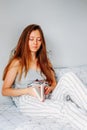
[54,65,87,87]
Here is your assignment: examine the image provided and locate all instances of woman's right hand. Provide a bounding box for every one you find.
[27,87,37,97]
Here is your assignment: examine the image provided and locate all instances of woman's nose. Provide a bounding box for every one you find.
[33,39,38,44]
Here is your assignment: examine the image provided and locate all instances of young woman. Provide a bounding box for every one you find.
[2,24,87,130]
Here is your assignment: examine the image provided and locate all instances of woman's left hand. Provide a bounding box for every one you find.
[44,86,54,95]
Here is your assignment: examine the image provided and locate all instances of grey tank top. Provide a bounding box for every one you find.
[13,69,46,89]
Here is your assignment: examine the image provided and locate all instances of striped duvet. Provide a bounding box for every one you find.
[13,72,87,130]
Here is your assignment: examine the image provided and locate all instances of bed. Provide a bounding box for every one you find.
[0,65,87,130]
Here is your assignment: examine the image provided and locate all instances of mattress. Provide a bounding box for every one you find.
[0,65,87,130]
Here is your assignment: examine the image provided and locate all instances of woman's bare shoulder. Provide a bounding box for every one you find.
[9,58,21,69]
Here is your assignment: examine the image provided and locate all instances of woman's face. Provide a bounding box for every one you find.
[29,30,42,53]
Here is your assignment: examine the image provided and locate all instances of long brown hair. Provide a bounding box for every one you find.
[3,24,55,84]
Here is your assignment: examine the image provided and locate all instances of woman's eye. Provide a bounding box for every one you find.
[37,38,41,41]
[29,38,34,41]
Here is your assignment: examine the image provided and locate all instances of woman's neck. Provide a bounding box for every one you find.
[31,52,36,61]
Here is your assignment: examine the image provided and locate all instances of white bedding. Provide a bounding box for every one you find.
[0,103,28,130]
[0,103,79,130]
[0,65,87,130]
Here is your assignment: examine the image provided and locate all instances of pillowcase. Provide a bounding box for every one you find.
[54,65,87,87]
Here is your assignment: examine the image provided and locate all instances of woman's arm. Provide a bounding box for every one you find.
[2,60,36,97]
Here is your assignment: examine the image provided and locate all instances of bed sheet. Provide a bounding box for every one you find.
[0,103,80,130]
[0,103,29,130]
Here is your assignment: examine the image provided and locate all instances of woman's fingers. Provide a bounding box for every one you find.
[44,86,52,95]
